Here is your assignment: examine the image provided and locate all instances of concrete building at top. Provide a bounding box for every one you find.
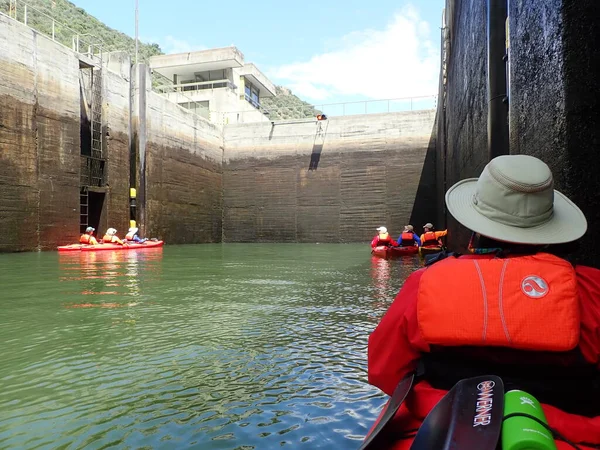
[149,46,277,125]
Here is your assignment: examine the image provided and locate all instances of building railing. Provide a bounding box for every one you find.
[150,70,211,119]
[1,0,104,63]
[154,79,237,94]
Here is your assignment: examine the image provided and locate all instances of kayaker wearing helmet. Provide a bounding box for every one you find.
[79,227,99,245]
[125,227,147,243]
[364,155,600,448]
[102,228,126,245]
[371,226,394,248]
[395,225,421,247]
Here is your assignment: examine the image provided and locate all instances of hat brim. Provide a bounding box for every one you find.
[445,178,587,245]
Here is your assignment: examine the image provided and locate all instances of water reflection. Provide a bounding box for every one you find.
[58,249,163,303]
[0,244,419,450]
[370,256,392,308]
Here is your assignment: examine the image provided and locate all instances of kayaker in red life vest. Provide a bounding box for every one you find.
[371,226,395,248]
[366,155,600,448]
[102,228,126,245]
[80,227,99,245]
[395,225,421,247]
[419,222,447,247]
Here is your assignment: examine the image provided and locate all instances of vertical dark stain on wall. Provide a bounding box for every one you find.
[409,112,438,230]
[308,120,328,171]
[308,144,323,171]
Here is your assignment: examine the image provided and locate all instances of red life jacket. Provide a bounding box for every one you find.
[400,232,415,246]
[418,252,579,351]
[421,231,440,247]
[80,234,91,244]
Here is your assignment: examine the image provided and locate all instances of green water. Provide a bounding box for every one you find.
[0,244,421,449]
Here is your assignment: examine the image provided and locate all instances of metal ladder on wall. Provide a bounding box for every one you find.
[80,58,103,233]
[91,64,103,165]
[80,189,88,233]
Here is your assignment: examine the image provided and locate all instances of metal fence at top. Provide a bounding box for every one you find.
[313,95,437,117]
[223,95,438,124]
[1,0,103,62]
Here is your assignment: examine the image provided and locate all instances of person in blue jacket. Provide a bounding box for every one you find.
[396,225,421,247]
[125,227,147,243]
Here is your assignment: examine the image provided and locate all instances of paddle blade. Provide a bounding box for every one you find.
[410,375,504,450]
[359,372,415,450]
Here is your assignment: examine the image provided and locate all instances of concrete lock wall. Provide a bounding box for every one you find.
[0,12,438,251]
[222,110,437,243]
[0,15,225,251]
[437,0,600,266]
[144,86,224,244]
[0,14,80,251]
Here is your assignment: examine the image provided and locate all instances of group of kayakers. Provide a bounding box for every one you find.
[370,223,447,251]
[361,155,600,449]
[80,226,146,246]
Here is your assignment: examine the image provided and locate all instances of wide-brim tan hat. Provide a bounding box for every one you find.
[445,155,587,245]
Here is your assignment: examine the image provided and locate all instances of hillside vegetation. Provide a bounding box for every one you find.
[261,86,320,120]
[0,0,162,60]
[0,0,319,118]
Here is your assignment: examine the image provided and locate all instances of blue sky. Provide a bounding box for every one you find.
[71,0,445,105]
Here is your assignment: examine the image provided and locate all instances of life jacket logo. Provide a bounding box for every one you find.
[521,275,549,298]
[473,380,495,427]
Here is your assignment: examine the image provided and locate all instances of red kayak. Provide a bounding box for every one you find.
[58,240,164,252]
[372,245,418,258]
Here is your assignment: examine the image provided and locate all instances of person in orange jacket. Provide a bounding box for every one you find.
[364,155,600,448]
[371,226,394,248]
[419,222,447,247]
[102,228,126,245]
[79,226,99,245]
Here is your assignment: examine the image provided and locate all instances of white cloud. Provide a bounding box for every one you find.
[270,6,440,102]
[159,35,205,54]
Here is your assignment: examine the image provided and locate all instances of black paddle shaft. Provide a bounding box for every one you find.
[358,372,416,450]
